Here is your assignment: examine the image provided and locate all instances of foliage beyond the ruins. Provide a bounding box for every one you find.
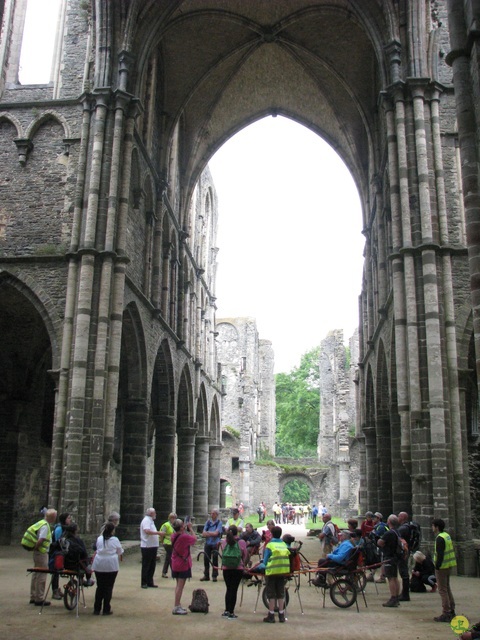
[275,346,321,457]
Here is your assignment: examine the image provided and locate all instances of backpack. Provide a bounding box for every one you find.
[326,521,340,545]
[188,588,209,613]
[289,547,301,572]
[396,533,409,562]
[409,521,422,553]
[222,541,242,568]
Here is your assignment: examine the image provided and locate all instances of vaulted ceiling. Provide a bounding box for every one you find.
[123,0,397,205]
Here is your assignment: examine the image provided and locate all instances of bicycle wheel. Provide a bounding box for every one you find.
[63,578,78,610]
[261,585,290,611]
[330,578,357,608]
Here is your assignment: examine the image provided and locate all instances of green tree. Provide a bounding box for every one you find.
[275,346,321,457]
[282,479,310,503]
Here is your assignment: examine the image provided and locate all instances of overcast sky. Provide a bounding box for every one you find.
[209,117,365,373]
[20,1,366,375]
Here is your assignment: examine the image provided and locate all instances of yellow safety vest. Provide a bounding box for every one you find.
[161,521,174,546]
[265,540,291,576]
[21,519,51,553]
[434,532,456,569]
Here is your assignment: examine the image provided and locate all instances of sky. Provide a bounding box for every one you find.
[209,117,365,373]
[19,1,366,375]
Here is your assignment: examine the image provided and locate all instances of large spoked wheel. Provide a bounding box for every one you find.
[329,578,357,608]
[261,585,290,611]
[63,578,78,611]
[353,571,367,592]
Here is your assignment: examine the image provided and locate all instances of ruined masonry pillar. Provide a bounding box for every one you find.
[193,435,210,518]
[239,460,251,509]
[208,444,222,512]
[153,415,176,522]
[121,399,149,534]
[363,425,378,509]
[176,426,197,518]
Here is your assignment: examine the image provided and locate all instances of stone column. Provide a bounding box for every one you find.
[193,435,210,518]
[208,443,222,511]
[239,459,251,507]
[338,456,350,508]
[362,425,377,509]
[153,415,176,522]
[176,426,197,518]
[120,399,149,536]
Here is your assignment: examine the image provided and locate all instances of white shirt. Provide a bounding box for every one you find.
[92,535,123,572]
[140,515,159,548]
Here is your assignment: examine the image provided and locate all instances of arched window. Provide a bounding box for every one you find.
[19,0,62,85]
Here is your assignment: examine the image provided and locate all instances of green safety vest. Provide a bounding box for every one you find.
[265,540,291,576]
[434,532,456,569]
[21,519,52,553]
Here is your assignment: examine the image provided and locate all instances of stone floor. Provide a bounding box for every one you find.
[2,525,479,640]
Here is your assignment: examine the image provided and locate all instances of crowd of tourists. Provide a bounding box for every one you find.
[22,504,477,635]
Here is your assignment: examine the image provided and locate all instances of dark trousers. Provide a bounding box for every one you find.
[162,544,172,575]
[94,571,117,613]
[204,544,219,578]
[223,569,243,614]
[141,546,158,586]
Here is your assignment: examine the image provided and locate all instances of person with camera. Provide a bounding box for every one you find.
[171,518,197,615]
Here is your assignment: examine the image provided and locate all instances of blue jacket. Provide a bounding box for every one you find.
[327,540,354,564]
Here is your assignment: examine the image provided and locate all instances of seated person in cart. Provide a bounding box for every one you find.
[312,530,358,586]
[62,524,95,586]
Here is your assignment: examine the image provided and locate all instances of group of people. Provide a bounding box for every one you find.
[315,509,458,625]
[24,509,123,615]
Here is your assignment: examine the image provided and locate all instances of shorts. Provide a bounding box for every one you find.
[265,575,287,600]
[383,558,398,579]
[171,568,192,580]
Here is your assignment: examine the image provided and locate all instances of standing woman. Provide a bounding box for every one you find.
[91,522,124,615]
[171,518,197,615]
[220,525,248,619]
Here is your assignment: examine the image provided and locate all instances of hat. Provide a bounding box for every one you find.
[365,511,374,518]
[374,512,383,519]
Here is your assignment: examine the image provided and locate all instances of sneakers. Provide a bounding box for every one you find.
[312,575,326,587]
[382,597,399,608]
[173,606,188,615]
[278,611,286,623]
[434,613,453,623]
[221,611,230,617]
[162,573,169,579]
[263,613,275,623]
[200,576,210,582]
[83,578,95,587]
[228,613,238,619]
[212,577,218,582]
[52,589,63,600]
[375,576,386,583]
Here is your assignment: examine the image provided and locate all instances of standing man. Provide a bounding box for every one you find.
[318,512,336,558]
[397,511,412,601]
[262,525,290,623]
[227,507,244,533]
[432,518,457,622]
[159,512,177,578]
[140,507,161,589]
[377,514,401,607]
[200,509,223,582]
[23,508,57,606]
